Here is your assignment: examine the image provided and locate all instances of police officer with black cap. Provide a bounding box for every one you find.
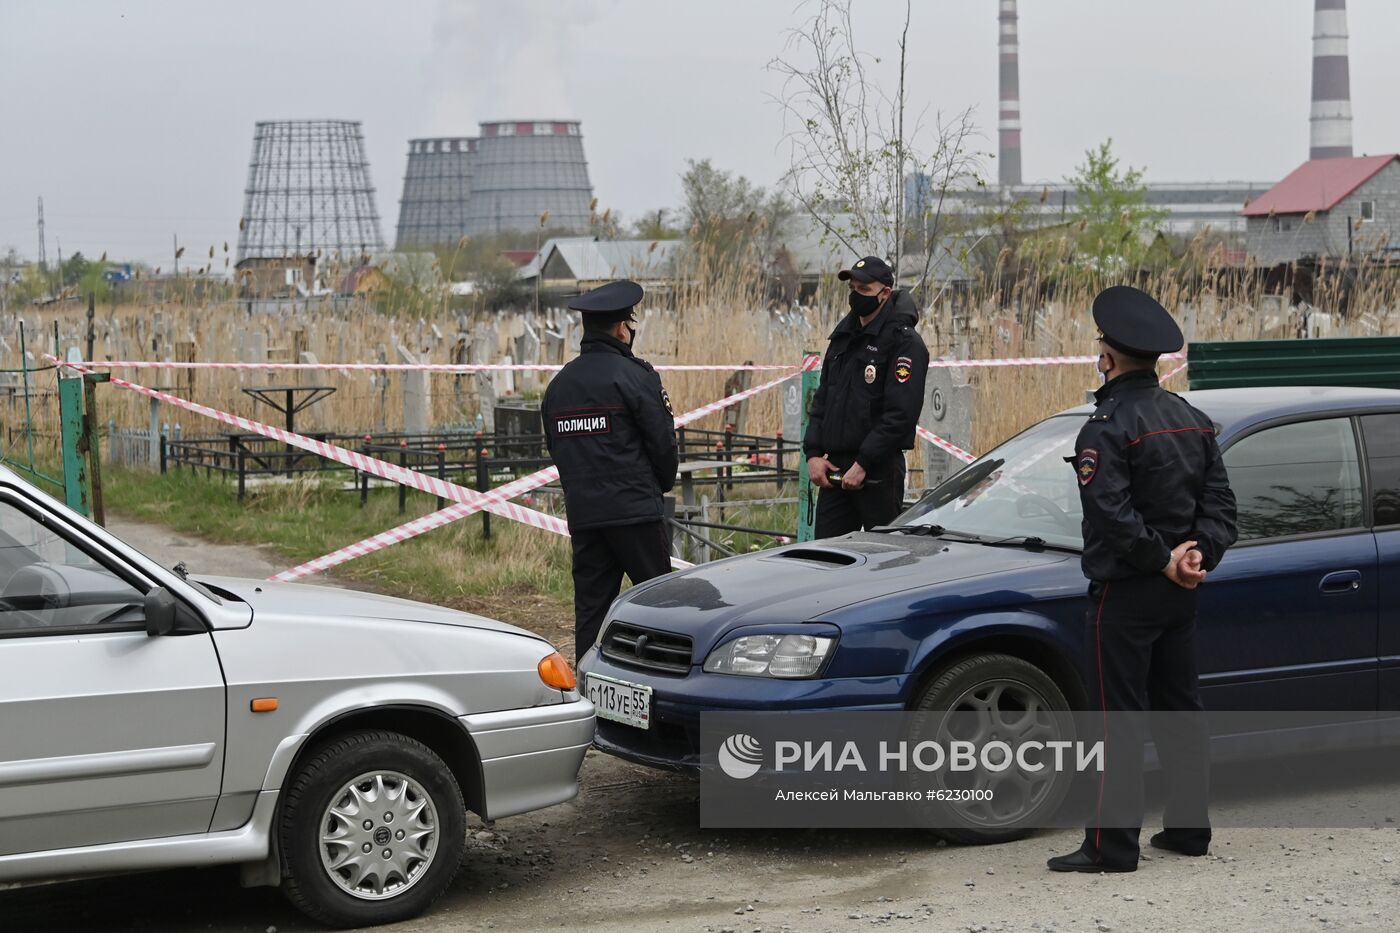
[543,280,679,660]
[1048,285,1237,875]
[803,255,929,537]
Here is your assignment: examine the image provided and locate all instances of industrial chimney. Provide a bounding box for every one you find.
[1310,0,1353,160]
[997,0,1022,188]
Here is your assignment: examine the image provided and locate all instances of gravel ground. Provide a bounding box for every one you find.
[5,519,1397,932]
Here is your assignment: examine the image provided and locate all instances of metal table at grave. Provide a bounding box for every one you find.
[241,385,336,474]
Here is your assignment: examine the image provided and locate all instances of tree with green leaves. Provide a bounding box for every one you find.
[1068,139,1168,271]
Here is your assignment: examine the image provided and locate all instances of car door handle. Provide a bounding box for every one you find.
[1319,570,1362,594]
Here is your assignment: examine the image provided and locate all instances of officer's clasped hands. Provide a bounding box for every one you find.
[1165,540,1208,590]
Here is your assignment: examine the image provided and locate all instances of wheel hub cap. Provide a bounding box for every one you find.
[318,770,438,900]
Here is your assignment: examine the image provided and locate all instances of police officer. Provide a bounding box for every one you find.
[1048,285,1237,874]
[803,256,929,537]
[543,280,679,660]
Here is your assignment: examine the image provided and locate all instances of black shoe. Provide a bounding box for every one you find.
[1149,831,1209,857]
[1047,850,1136,873]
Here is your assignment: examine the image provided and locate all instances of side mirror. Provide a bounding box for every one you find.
[144,587,177,637]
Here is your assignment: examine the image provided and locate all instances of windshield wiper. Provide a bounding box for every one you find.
[977,534,1079,554]
[869,523,944,536]
[868,524,988,543]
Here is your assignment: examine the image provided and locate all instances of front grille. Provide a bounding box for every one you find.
[600,621,692,675]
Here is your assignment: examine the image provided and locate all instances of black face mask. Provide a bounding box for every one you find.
[848,289,884,317]
[624,323,637,349]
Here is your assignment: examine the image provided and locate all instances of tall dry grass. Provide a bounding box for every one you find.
[4,240,1399,467]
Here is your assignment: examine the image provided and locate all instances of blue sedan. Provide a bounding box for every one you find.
[577,386,1400,841]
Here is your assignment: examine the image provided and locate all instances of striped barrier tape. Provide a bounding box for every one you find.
[71,360,798,373]
[47,355,584,539]
[68,352,1180,373]
[915,425,977,464]
[269,365,809,581]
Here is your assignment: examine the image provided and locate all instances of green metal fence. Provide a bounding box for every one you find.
[1188,336,1400,392]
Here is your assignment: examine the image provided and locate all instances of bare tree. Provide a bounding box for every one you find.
[769,0,983,293]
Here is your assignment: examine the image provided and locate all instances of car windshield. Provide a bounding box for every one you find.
[895,415,1085,549]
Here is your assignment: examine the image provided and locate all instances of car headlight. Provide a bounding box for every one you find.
[702,634,834,678]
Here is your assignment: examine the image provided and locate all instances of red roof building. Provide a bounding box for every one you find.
[1242,154,1400,264]
[1241,155,1397,216]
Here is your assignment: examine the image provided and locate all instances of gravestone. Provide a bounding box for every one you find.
[918,362,973,491]
[397,344,431,433]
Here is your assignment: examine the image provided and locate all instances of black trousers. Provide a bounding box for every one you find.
[1080,575,1211,867]
[813,456,906,538]
[571,521,671,659]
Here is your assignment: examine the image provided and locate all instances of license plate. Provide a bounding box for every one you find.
[585,673,651,729]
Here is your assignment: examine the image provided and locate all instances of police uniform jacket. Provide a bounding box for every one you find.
[1073,369,1238,582]
[543,333,679,531]
[802,289,930,469]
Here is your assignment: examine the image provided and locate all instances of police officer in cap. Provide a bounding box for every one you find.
[803,255,929,536]
[1048,285,1237,874]
[543,280,679,661]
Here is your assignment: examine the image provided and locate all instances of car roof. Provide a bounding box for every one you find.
[1061,385,1400,439]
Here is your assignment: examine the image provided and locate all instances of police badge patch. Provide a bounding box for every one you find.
[863,364,877,384]
[895,356,912,384]
[661,387,673,415]
[1077,448,1099,486]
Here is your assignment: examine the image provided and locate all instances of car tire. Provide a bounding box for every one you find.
[279,730,466,928]
[908,653,1074,846]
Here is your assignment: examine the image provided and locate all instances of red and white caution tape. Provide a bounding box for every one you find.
[916,425,977,464]
[72,359,797,373]
[1162,360,1189,382]
[46,356,613,566]
[927,352,1183,369]
[71,350,1174,374]
[272,365,808,580]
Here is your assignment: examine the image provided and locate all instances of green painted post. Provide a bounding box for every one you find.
[796,351,821,542]
[58,371,91,516]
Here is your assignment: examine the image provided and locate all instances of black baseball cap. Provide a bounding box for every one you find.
[837,256,894,287]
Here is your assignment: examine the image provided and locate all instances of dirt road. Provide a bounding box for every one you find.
[5,519,1398,932]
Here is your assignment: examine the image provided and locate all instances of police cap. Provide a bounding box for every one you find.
[1092,285,1184,358]
[567,280,643,323]
[837,256,894,287]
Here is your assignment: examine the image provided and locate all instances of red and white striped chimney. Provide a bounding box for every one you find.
[997,0,1022,187]
[1310,0,1353,160]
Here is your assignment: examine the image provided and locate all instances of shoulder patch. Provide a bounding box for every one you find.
[661,386,673,415]
[1076,448,1099,486]
[895,356,913,383]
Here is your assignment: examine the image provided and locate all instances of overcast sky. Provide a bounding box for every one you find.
[4,0,1400,269]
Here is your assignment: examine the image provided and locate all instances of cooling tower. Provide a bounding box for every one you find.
[236,119,385,262]
[461,121,593,236]
[998,0,1022,187]
[1310,0,1353,160]
[395,137,477,249]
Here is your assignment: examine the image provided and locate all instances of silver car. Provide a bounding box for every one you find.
[0,467,594,928]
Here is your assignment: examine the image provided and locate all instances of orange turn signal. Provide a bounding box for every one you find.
[537,651,577,691]
[250,697,279,712]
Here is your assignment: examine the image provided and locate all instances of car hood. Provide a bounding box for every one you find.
[612,533,1074,653]
[193,574,544,640]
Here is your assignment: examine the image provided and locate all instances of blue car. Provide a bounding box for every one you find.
[578,386,1400,841]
